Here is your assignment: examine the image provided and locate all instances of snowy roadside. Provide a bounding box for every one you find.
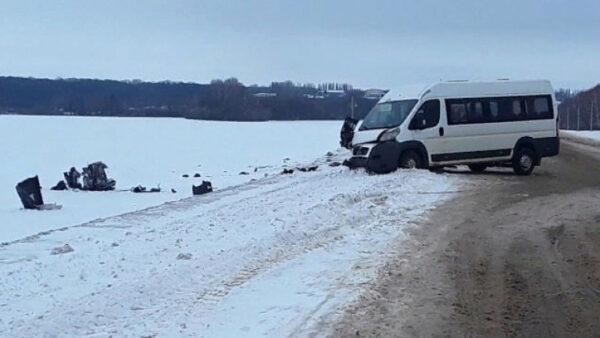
[560,130,600,147]
[0,152,460,337]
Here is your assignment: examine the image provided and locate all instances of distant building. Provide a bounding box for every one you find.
[253,93,277,98]
[363,89,388,100]
[324,89,346,98]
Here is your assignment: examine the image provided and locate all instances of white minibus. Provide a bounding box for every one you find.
[345,80,559,175]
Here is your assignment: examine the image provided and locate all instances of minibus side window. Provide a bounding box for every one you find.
[422,100,440,128]
[487,100,500,122]
[410,100,440,129]
[447,100,468,124]
[526,96,552,119]
[466,100,484,123]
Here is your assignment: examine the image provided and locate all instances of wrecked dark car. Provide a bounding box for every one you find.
[82,162,116,191]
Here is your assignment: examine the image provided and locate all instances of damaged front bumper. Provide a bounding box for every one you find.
[346,142,402,174]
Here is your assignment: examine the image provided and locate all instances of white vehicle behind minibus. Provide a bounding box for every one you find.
[344,80,559,175]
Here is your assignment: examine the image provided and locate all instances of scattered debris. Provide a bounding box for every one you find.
[182,174,189,178]
[326,151,334,157]
[37,203,62,210]
[111,242,119,247]
[192,181,213,195]
[132,185,161,193]
[51,244,74,255]
[297,165,318,172]
[15,176,44,209]
[51,181,68,191]
[63,167,82,189]
[283,157,291,162]
[239,171,249,175]
[193,173,201,178]
[281,168,294,175]
[329,162,342,167]
[171,188,177,193]
[176,253,192,260]
[82,162,116,191]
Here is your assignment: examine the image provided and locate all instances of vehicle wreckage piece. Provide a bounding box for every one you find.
[82,162,116,191]
[132,185,161,193]
[340,117,358,149]
[15,176,63,210]
[51,181,68,191]
[192,181,213,195]
[63,167,82,189]
[16,176,44,209]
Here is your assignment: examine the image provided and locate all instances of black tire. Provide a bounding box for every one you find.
[399,150,423,169]
[512,147,536,175]
[468,164,487,173]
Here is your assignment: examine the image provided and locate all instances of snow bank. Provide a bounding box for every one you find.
[561,130,600,146]
[0,153,458,337]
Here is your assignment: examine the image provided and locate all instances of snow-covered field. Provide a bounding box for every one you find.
[0,115,458,336]
[0,115,341,243]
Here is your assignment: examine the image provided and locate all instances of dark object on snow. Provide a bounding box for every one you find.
[51,181,68,191]
[82,162,116,191]
[63,167,82,189]
[182,174,189,178]
[51,244,74,255]
[192,181,213,195]
[340,117,358,149]
[132,185,161,193]
[329,161,342,167]
[239,171,249,175]
[193,173,201,178]
[171,188,177,193]
[281,168,294,175]
[15,176,44,209]
[297,165,318,172]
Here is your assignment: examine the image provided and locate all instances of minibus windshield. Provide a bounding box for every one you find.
[359,100,418,130]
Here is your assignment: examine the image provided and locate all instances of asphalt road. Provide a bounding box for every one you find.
[333,139,600,337]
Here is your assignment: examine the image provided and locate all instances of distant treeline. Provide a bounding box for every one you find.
[0,76,379,121]
[557,85,600,130]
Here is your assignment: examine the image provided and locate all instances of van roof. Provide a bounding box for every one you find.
[379,80,554,103]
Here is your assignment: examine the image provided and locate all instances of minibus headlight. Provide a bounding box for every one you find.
[378,127,400,142]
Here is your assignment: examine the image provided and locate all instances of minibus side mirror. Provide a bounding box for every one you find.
[409,111,427,130]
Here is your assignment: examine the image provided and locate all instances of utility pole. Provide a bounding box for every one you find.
[567,107,570,130]
[591,100,594,131]
[577,105,581,130]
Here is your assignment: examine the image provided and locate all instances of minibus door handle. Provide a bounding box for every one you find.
[439,127,445,136]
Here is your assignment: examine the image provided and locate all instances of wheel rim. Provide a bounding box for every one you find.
[519,154,533,170]
[406,158,417,169]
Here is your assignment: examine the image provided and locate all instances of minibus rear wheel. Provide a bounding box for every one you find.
[512,147,536,175]
[399,150,423,169]
[468,164,487,173]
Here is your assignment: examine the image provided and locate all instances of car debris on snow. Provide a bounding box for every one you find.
[192,181,213,195]
[50,244,74,255]
[16,176,62,210]
[176,253,192,260]
[82,162,116,191]
[63,167,82,189]
[50,181,68,191]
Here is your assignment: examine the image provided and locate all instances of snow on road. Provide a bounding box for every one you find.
[0,153,458,337]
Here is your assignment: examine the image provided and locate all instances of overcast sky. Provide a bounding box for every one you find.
[1,0,599,89]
